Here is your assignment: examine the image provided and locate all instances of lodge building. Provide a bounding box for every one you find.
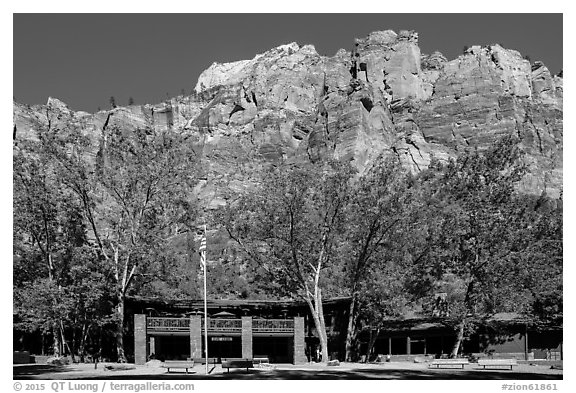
[127,296,562,365]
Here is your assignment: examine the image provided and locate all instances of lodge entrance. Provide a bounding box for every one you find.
[208,336,242,359]
[134,315,307,365]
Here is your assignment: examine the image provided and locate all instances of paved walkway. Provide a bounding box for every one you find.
[14,361,563,380]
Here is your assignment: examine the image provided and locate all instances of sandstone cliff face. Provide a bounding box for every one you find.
[14,30,563,204]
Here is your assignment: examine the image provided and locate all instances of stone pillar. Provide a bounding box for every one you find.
[190,316,202,359]
[149,336,156,357]
[293,317,307,364]
[134,314,147,365]
[241,317,253,359]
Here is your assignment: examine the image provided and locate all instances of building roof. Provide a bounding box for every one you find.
[126,295,351,310]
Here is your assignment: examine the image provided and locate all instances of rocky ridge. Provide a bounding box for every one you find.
[14,30,563,205]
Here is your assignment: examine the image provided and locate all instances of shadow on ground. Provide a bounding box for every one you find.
[14,365,563,380]
[13,365,71,377]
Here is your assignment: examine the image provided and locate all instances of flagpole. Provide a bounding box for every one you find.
[203,224,209,375]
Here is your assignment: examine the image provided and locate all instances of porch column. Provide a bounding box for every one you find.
[134,314,147,365]
[524,329,529,361]
[388,337,392,355]
[241,316,253,359]
[440,335,444,355]
[190,316,202,359]
[406,336,411,355]
[149,336,156,357]
[293,316,307,364]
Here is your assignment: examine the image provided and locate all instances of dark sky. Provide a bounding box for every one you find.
[13,13,563,113]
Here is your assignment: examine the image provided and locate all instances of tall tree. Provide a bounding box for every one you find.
[220,160,354,362]
[503,193,563,325]
[14,135,83,356]
[356,257,413,360]
[413,136,528,357]
[51,125,197,361]
[340,155,416,361]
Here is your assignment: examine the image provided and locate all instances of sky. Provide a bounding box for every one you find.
[13,13,563,113]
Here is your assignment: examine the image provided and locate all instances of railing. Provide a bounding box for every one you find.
[253,319,294,333]
[146,317,294,333]
[204,319,242,333]
[147,317,189,332]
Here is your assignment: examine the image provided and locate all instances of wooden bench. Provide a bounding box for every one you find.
[221,358,254,373]
[477,358,518,370]
[162,360,195,374]
[429,359,470,369]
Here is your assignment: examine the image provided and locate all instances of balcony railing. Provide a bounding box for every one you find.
[253,319,294,333]
[204,318,242,333]
[147,317,189,332]
[146,317,294,333]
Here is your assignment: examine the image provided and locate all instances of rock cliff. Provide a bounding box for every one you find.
[14,30,563,204]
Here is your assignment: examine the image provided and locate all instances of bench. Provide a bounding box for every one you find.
[162,360,196,374]
[477,358,518,370]
[221,358,254,373]
[253,355,270,365]
[429,359,470,369]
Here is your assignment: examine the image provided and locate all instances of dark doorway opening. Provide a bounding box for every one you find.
[154,336,189,360]
[253,337,293,363]
[207,336,242,360]
[410,338,426,354]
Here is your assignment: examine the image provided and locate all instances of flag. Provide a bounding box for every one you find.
[199,233,207,269]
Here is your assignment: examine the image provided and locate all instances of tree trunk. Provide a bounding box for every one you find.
[115,293,127,363]
[79,322,88,363]
[305,294,329,364]
[344,294,357,361]
[52,323,61,357]
[365,326,381,361]
[61,320,76,362]
[316,289,329,362]
[450,320,465,358]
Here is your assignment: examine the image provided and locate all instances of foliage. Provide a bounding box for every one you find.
[409,136,534,355]
[338,155,419,360]
[219,159,355,361]
[13,119,199,360]
[14,132,114,358]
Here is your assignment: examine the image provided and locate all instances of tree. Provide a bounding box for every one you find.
[14,136,80,356]
[413,136,528,357]
[128,97,135,106]
[340,155,416,361]
[220,160,354,362]
[109,96,117,109]
[357,258,413,360]
[51,125,198,361]
[504,193,562,325]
